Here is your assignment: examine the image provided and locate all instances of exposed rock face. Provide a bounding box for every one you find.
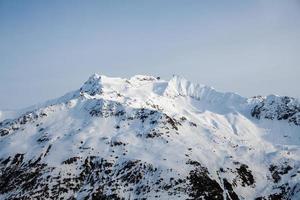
[251,95,300,126]
[0,74,299,200]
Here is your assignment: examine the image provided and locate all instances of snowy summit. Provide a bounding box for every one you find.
[0,74,300,200]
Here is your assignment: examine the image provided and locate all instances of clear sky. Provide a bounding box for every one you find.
[1,0,300,109]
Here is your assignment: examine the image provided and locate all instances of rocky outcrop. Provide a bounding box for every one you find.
[251,95,300,125]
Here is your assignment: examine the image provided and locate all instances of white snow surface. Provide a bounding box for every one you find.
[0,74,299,199]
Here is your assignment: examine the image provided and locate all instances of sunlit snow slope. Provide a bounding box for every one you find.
[0,74,299,200]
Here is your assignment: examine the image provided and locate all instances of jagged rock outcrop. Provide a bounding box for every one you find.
[251,95,300,126]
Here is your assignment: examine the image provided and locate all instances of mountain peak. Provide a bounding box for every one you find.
[163,75,245,107]
[164,75,203,98]
[1,73,300,199]
[80,73,103,96]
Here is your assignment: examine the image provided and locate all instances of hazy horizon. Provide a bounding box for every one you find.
[1,0,300,109]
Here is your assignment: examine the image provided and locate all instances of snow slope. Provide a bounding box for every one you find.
[0,110,18,122]
[0,74,299,200]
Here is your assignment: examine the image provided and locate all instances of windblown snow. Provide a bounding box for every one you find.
[0,74,299,200]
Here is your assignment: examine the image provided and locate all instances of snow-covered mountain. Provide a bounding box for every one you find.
[0,74,300,200]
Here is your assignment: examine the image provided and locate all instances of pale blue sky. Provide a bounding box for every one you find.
[1,0,300,109]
